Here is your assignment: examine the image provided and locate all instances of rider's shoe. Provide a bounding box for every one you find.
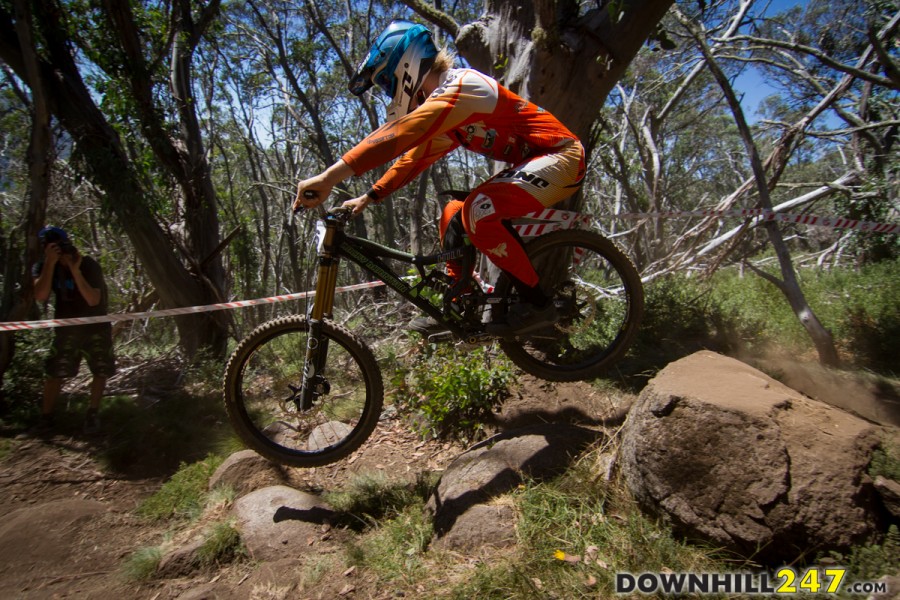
[409,316,450,336]
[486,301,558,337]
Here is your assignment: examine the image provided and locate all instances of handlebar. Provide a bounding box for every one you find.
[293,190,319,214]
[292,189,353,224]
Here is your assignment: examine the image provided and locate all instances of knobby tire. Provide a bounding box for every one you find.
[223,315,383,467]
[495,229,644,382]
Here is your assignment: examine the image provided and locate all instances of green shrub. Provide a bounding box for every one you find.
[399,344,512,442]
[869,439,900,481]
[627,275,718,376]
[1,329,53,425]
[825,525,900,584]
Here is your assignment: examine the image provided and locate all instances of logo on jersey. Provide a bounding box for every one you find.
[482,129,497,150]
[466,194,495,236]
[471,195,496,221]
[496,168,550,189]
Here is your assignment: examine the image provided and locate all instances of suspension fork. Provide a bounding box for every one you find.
[299,219,342,410]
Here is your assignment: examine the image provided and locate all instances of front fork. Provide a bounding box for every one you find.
[298,223,341,411]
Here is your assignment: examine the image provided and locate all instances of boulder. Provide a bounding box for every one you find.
[231,485,341,562]
[426,423,601,545]
[430,503,518,552]
[209,449,288,497]
[619,351,887,563]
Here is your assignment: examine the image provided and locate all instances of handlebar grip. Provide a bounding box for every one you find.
[293,190,319,214]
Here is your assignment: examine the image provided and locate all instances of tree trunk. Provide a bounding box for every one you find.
[681,11,840,367]
[0,7,227,359]
[454,0,675,147]
[0,0,51,392]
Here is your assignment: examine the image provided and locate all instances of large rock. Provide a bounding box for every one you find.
[209,449,288,497]
[619,351,888,563]
[426,423,601,547]
[231,485,341,562]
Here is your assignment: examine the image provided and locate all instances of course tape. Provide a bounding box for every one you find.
[612,207,898,233]
[3,207,894,331]
[0,281,383,331]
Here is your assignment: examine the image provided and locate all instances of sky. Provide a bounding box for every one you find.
[732,0,812,120]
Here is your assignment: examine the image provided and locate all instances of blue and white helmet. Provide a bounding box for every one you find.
[349,20,437,121]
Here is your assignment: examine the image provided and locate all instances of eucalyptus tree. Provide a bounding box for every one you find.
[0,0,230,358]
[732,0,900,264]
[668,0,898,366]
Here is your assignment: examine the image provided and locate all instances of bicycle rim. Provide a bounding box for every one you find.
[497,229,644,382]
[223,315,383,467]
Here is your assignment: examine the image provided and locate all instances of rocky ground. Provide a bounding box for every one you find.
[0,369,623,599]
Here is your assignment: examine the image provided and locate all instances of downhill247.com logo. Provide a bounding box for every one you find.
[615,568,888,595]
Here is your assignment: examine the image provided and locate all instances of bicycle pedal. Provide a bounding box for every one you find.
[426,331,454,344]
[456,334,492,349]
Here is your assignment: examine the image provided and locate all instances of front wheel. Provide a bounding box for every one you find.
[495,229,644,382]
[223,315,383,467]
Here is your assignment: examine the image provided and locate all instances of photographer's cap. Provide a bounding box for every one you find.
[38,226,69,245]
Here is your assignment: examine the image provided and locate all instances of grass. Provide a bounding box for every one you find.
[136,454,225,522]
[123,455,244,581]
[324,470,440,529]
[121,546,163,580]
[196,520,246,567]
[315,443,732,599]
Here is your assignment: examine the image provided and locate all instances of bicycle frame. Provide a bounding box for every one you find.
[309,209,478,339]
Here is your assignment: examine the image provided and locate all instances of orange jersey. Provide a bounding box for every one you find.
[341,68,580,199]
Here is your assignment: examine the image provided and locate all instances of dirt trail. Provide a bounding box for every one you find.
[0,372,617,599]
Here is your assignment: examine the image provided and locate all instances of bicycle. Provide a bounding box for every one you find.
[223,197,644,467]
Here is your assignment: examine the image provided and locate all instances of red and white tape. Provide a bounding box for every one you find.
[616,208,898,233]
[0,281,383,331]
[3,206,894,331]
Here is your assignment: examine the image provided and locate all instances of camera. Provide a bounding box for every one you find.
[41,228,76,255]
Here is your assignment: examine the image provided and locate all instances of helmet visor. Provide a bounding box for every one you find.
[349,58,377,96]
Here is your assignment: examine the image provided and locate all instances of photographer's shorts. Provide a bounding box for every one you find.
[45,324,117,379]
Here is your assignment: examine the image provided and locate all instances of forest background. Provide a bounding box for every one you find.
[0,0,898,398]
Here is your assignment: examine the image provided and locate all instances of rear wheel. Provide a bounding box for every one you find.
[494,229,644,382]
[223,315,383,467]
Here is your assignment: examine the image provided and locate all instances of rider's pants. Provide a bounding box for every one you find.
[441,139,584,288]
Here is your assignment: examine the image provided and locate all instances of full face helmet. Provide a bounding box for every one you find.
[349,20,438,121]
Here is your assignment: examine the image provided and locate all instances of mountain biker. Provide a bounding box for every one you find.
[294,19,585,335]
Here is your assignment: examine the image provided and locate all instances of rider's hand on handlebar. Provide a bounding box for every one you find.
[341,194,375,216]
[294,161,355,214]
[294,176,332,213]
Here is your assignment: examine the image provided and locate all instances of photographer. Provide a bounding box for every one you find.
[32,226,116,434]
